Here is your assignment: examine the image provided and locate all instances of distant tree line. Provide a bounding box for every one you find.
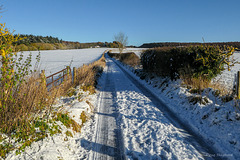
[139,42,240,50]
[14,34,62,45]
[12,34,122,51]
[62,41,121,49]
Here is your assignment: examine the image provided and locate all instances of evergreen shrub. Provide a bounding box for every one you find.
[141,45,236,80]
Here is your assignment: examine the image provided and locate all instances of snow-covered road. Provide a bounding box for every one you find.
[90,55,222,160]
[90,60,125,160]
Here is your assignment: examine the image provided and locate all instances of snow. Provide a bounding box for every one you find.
[92,57,204,159]
[110,48,147,57]
[213,51,240,89]
[7,86,98,160]
[21,48,107,76]
[6,48,240,159]
[89,65,124,159]
[115,85,203,159]
[6,48,107,159]
[20,48,145,77]
[113,56,240,159]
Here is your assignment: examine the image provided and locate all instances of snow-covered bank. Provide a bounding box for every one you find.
[110,54,240,159]
[6,86,98,160]
[4,48,107,160]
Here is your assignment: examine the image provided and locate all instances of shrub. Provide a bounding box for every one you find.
[42,43,55,50]
[0,23,68,158]
[15,44,29,51]
[54,43,67,50]
[27,45,38,51]
[108,52,140,67]
[141,45,236,80]
[0,22,106,158]
[141,47,191,79]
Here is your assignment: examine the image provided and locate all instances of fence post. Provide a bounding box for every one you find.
[65,66,70,81]
[41,70,46,87]
[237,71,240,99]
[73,67,76,84]
[67,66,70,75]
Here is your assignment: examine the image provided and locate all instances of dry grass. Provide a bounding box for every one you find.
[80,111,88,126]
[0,24,106,158]
[86,100,94,112]
[74,53,106,92]
[178,69,235,105]
[0,69,75,134]
[1,73,45,134]
[0,52,106,158]
[108,51,140,67]
[181,74,231,97]
[178,63,232,97]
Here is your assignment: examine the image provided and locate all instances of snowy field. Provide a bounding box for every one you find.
[213,51,240,89]
[22,48,107,76]
[21,48,146,76]
[21,47,238,88]
[110,48,147,57]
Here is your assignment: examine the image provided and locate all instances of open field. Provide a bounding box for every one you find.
[213,51,240,89]
[21,48,146,76]
[21,48,107,76]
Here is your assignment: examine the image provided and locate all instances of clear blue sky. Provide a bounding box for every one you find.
[1,0,240,46]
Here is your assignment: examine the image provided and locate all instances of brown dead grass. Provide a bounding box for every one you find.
[0,52,106,137]
[108,51,140,67]
[74,53,106,92]
[181,75,231,97]
[0,72,59,135]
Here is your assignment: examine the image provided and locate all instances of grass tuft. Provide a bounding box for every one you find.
[55,112,81,133]
[65,130,73,137]
[80,111,88,125]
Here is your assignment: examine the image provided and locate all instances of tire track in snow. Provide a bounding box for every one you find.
[111,57,225,160]
[90,59,125,160]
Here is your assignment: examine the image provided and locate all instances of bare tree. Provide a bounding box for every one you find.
[114,32,128,54]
